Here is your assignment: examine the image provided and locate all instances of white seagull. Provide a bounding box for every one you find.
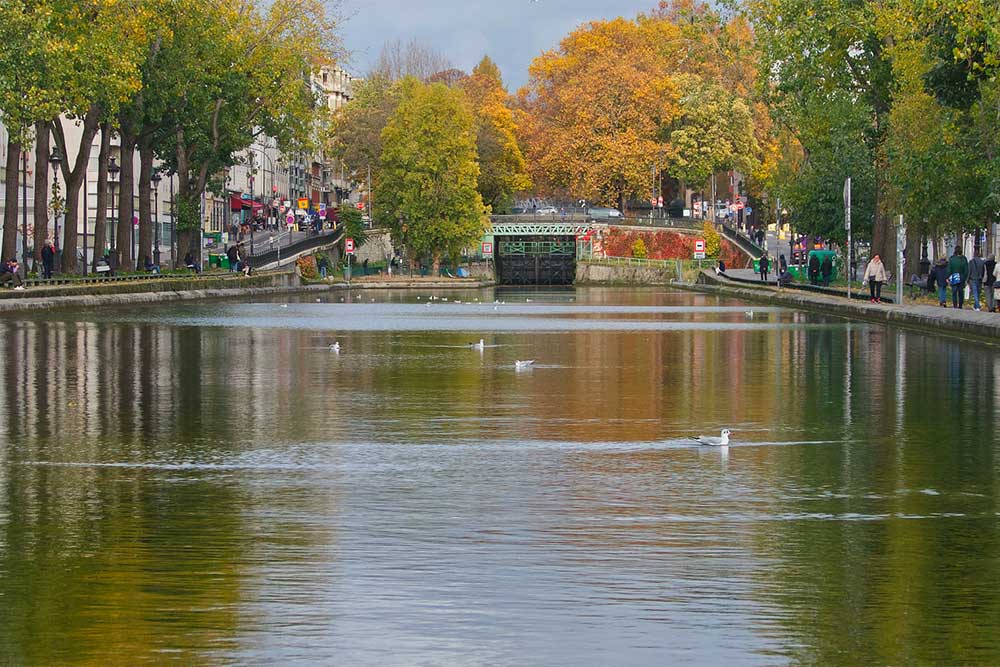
[330,342,341,353]
[471,339,485,350]
[744,310,754,319]
[693,429,732,447]
[514,360,535,370]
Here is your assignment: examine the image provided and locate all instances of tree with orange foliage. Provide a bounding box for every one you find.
[461,57,531,213]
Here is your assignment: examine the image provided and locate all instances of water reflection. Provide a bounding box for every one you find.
[1,288,999,664]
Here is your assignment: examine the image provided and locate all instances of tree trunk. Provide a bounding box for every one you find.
[2,139,20,263]
[137,137,153,267]
[32,121,50,263]
[903,224,921,280]
[92,123,111,269]
[117,132,137,271]
[53,108,101,275]
[432,251,441,274]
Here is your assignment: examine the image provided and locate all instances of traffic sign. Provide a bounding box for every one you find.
[285,214,294,227]
[657,196,664,208]
[297,198,309,210]
[734,201,745,211]
[745,206,752,215]
[482,241,493,257]
[694,239,706,260]
[650,198,657,206]
[356,202,365,210]
[345,237,355,255]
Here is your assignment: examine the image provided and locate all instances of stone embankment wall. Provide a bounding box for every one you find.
[575,262,680,285]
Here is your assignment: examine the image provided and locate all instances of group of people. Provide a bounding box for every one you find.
[808,254,835,287]
[927,246,998,311]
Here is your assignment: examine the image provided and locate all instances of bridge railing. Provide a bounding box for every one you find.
[720,223,764,258]
[582,256,718,270]
[489,214,705,231]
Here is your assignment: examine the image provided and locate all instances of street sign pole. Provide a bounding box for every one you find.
[897,214,905,305]
[844,177,852,301]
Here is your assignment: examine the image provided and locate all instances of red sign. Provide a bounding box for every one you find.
[657,196,664,207]
[345,238,355,255]
[734,202,745,211]
[650,198,657,206]
[356,202,365,210]
[481,241,493,257]
[695,239,706,252]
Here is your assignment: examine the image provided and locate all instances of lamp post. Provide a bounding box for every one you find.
[152,171,162,267]
[48,147,62,273]
[108,156,120,267]
[248,173,256,260]
[20,150,29,278]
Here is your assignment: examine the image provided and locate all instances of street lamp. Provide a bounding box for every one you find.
[152,171,162,267]
[248,171,256,261]
[108,156,120,267]
[48,147,62,272]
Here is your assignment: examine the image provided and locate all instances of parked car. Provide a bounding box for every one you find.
[535,206,558,215]
[588,207,624,219]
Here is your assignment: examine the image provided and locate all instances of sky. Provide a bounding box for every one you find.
[339,0,659,90]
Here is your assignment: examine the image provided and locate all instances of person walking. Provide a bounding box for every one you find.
[929,257,950,307]
[779,254,788,274]
[968,249,986,311]
[40,240,55,279]
[863,254,887,303]
[947,245,969,309]
[820,254,834,287]
[759,253,770,282]
[808,253,820,285]
[986,255,997,312]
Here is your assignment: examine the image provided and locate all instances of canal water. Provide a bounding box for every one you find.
[1,287,999,665]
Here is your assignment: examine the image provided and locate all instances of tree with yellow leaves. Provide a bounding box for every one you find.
[461,57,531,214]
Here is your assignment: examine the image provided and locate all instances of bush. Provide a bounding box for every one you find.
[703,221,721,258]
[296,255,318,279]
[631,237,648,259]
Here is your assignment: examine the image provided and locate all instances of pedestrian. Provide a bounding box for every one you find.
[947,245,969,309]
[986,255,997,312]
[317,254,328,279]
[363,258,369,275]
[143,255,159,274]
[40,239,55,279]
[759,253,770,282]
[226,244,239,272]
[779,254,788,274]
[808,252,820,285]
[184,252,201,274]
[863,254,887,303]
[821,254,834,287]
[968,249,986,311]
[929,257,950,307]
[0,258,24,289]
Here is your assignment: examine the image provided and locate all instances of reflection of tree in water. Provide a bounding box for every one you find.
[0,321,252,663]
[747,330,1000,665]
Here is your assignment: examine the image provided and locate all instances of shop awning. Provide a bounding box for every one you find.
[230,194,252,211]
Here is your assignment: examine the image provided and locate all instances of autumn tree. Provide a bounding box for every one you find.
[377,80,487,271]
[461,57,531,213]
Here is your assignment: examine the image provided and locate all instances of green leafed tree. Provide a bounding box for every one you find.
[377,80,487,272]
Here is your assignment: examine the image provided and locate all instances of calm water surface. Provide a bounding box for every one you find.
[1,287,999,665]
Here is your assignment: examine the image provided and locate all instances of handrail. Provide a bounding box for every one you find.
[720,224,764,258]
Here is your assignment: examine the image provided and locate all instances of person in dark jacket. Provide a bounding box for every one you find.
[820,255,834,287]
[759,253,770,282]
[779,254,788,273]
[808,253,820,285]
[40,240,55,279]
[226,244,240,272]
[968,249,986,311]
[0,258,24,289]
[928,258,950,307]
[985,255,997,312]
[947,246,969,309]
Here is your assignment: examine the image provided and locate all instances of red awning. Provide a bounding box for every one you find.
[230,195,252,211]
[250,201,264,212]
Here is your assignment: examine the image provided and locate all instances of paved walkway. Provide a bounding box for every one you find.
[693,270,1000,342]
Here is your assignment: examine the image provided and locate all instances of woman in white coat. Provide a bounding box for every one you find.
[863,254,888,304]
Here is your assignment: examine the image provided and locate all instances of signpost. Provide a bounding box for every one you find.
[481,241,493,257]
[897,214,905,305]
[844,177,852,301]
[694,239,706,260]
[345,237,355,286]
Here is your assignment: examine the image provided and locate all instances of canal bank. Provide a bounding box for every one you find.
[684,270,1000,344]
[0,272,497,313]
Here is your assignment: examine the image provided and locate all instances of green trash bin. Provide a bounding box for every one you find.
[208,253,230,270]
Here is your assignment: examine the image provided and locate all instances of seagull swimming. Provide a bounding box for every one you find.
[280,304,288,308]
[471,339,485,350]
[330,342,340,353]
[514,360,535,370]
[693,429,732,447]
